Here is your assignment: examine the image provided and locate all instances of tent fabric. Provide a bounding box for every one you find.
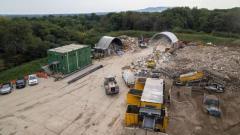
[151,31,179,44]
[95,36,122,50]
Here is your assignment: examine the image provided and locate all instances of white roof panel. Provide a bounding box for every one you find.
[95,36,122,50]
[151,31,179,44]
[160,31,179,43]
[49,44,87,53]
[141,78,164,104]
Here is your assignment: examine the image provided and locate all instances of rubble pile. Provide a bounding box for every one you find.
[118,35,139,52]
[151,38,172,52]
[165,45,240,87]
[151,37,171,46]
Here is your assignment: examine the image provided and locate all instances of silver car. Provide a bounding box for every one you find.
[0,83,13,95]
[28,74,39,86]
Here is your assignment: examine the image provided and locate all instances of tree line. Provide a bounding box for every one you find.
[0,7,239,71]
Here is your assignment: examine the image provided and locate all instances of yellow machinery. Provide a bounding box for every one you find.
[127,89,142,106]
[125,78,169,132]
[134,77,146,91]
[125,105,139,126]
[146,59,156,69]
[175,71,205,85]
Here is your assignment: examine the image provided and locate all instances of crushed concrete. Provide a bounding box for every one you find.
[118,35,140,52]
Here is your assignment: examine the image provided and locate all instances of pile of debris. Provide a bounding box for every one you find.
[151,38,172,50]
[118,35,139,52]
[174,46,239,81]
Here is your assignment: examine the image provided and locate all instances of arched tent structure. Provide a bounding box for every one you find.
[150,31,179,44]
[94,36,123,56]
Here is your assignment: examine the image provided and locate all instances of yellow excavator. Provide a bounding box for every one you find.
[146,59,156,69]
[175,71,205,85]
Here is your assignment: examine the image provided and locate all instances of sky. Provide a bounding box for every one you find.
[0,0,239,14]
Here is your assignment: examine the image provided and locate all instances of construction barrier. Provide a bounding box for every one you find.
[36,72,48,79]
[10,80,16,85]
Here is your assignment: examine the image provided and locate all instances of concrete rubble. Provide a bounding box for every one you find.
[118,35,140,52]
[124,35,240,135]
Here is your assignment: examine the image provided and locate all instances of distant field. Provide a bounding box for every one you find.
[108,30,240,45]
[176,33,240,45]
[0,58,47,83]
[0,31,239,83]
[108,30,156,38]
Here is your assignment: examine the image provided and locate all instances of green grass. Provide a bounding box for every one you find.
[107,30,240,46]
[176,33,240,45]
[0,58,47,83]
[107,30,156,38]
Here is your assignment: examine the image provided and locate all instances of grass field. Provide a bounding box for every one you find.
[108,30,240,45]
[0,31,239,83]
[0,58,47,83]
[176,33,240,45]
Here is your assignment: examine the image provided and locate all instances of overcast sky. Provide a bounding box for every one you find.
[0,0,239,14]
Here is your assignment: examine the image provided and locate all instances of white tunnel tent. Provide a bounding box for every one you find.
[94,36,123,56]
[151,31,179,44]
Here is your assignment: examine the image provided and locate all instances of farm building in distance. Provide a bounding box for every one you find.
[47,44,92,74]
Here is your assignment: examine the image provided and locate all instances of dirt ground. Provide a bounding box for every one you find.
[0,47,156,135]
[0,43,240,135]
[166,45,240,135]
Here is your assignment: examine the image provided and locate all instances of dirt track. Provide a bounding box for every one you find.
[0,48,154,135]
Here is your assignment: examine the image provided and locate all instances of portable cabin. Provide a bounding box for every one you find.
[48,44,92,74]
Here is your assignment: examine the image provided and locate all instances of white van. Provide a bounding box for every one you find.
[122,70,135,87]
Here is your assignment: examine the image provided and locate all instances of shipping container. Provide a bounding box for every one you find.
[47,44,92,74]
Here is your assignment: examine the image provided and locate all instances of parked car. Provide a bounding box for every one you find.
[203,94,221,117]
[16,78,26,89]
[122,70,135,87]
[0,83,13,95]
[205,83,224,93]
[28,74,38,86]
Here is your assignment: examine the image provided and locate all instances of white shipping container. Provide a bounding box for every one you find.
[122,70,135,87]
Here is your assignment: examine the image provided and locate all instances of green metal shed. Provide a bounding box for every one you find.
[47,44,92,74]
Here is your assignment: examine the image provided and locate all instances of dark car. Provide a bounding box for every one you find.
[16,79,26,89]
[205,83,224,93]
[0,83,13,95]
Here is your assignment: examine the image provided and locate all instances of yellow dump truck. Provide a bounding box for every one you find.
[125,78,168,132]
[175,71,205,85]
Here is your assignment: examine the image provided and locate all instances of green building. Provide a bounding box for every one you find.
[47,44,92,74]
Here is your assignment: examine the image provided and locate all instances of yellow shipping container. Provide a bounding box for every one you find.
[134,77,146,90]
[125,105,139,126]
[127,89,142,106]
